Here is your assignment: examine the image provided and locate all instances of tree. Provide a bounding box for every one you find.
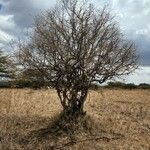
[16,0,138,120]
[0,49,14,79]
[15,68,50,88]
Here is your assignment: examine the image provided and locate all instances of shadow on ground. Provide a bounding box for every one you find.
[0,113,124,150]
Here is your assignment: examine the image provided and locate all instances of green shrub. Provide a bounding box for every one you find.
[107,81,126,88]
[107,81,137,89]
[124,83,137,89]
[13,79,52,89]
[138,83,150,89]
[0,81,12,88]
[90,83,100,90]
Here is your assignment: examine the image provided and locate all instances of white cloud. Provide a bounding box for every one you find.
[30,0,56,9]
[135,29,149,35]
[0,29,14,45]
[0,15,15,32]
[106,0,150,66]
[0,14,18,47]
[125,66,150,84]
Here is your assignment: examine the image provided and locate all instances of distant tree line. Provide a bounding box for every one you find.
[1,80,150,90]
[0,49,50,89]
[0,79,52,89]
[91,82,150,90]
[0,49,149,89]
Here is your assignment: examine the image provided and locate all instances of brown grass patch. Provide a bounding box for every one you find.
[0,89,150,149]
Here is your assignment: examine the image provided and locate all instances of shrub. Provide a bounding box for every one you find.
[138,83,150,89]
[0,81,12,88]
[107,82,137,89]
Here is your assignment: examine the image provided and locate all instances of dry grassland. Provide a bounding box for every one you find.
[0,89,150,150]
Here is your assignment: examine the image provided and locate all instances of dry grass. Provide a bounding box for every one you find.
[0,89,150,150]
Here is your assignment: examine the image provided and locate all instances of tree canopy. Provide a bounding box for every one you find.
[16,0,138,119]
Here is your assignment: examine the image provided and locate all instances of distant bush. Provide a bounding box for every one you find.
[90,83,100,90]
[0,79,52,89]
[13,79,33,88]
[13,79,52,89]
[0,81,12,88]
[90,82,137,90]
[106,82,137,89]
[138,83,150,89]
[106,82,150,89]
[124,83,137,89]
[107,82,126,88]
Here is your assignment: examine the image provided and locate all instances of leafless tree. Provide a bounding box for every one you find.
[16,0,138,119]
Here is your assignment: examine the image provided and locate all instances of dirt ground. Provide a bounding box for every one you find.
[0,89,150,150]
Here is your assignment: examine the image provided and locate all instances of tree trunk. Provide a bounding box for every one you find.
[57,88,88,120]
[64,99,85,119]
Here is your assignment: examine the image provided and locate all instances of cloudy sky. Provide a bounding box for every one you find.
[0,0,150,84]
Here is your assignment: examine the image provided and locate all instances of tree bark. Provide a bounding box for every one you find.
[57,89,88,120]
[64,99,85,118]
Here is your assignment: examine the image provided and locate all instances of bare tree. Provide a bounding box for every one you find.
[16,0,138,119]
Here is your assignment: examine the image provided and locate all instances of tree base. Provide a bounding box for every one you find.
[62,109,86,122]
[50,111,92,134]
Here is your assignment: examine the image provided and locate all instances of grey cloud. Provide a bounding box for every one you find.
[107,0,150,66]
[0,0,55,47]
[0,0,55,28]
[0,0,150,66]
[127,32,150,66]
[140,51,150,66]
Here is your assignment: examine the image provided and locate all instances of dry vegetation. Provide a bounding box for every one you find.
[0,89,150,150]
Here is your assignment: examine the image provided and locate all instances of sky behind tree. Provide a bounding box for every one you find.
[0,0,150,84]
